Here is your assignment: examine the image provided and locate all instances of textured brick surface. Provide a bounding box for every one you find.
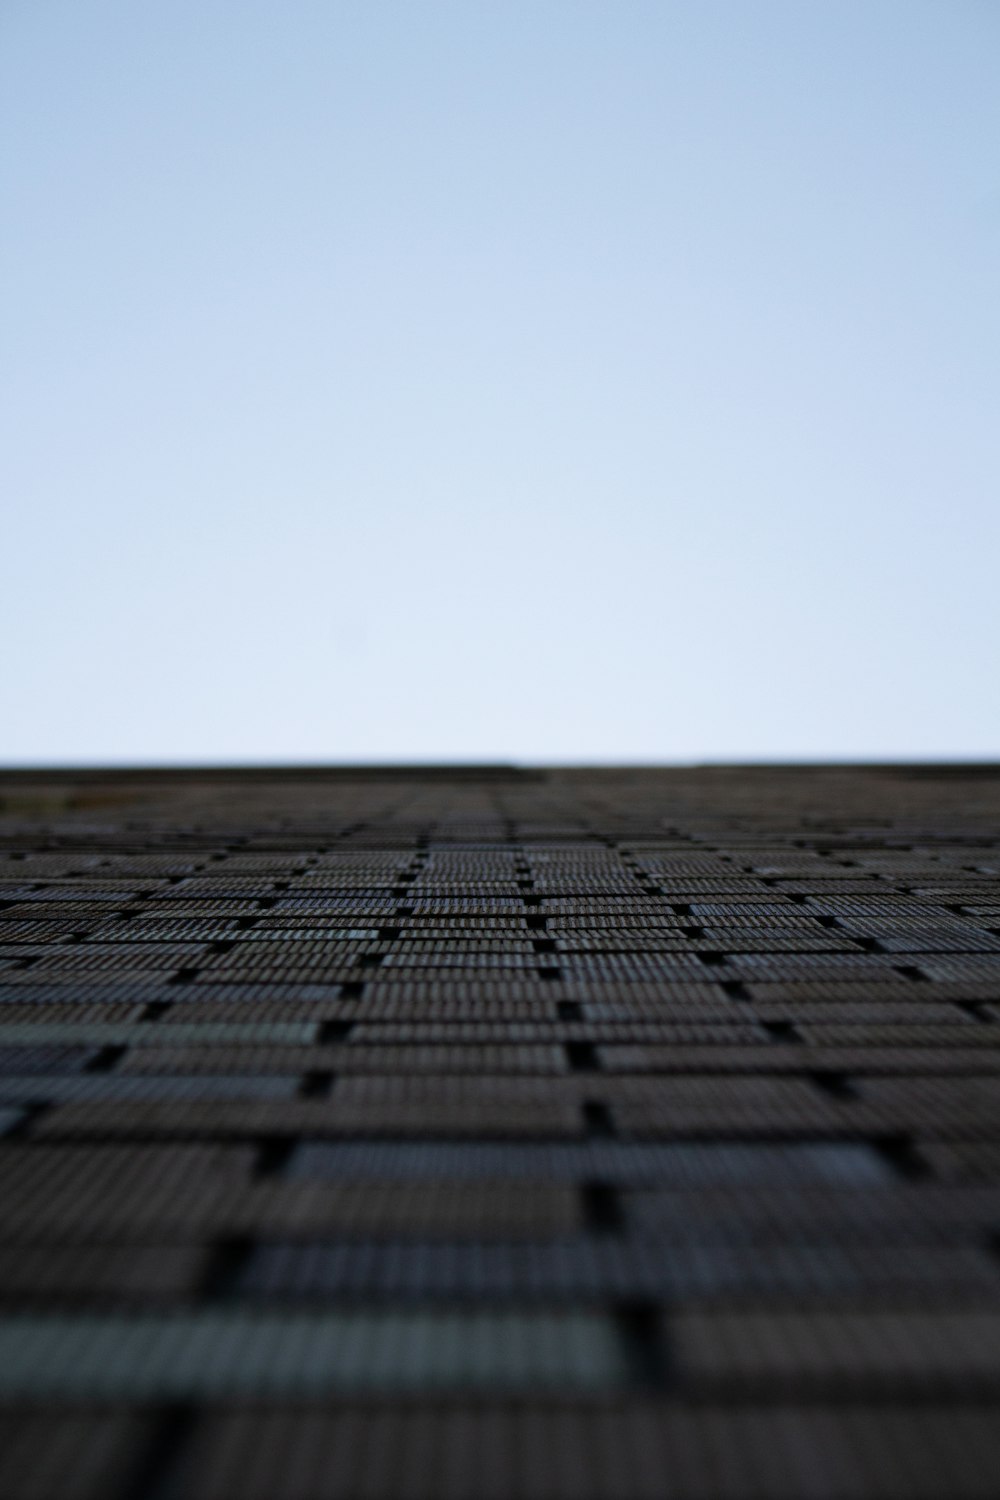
[1,764,1000,1497]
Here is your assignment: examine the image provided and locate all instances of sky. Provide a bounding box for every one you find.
[2,1,998,764]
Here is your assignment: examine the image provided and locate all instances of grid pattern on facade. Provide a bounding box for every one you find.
[1,764,1000,1498]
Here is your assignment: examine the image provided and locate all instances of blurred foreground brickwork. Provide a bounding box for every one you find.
[2,764,1000,1498]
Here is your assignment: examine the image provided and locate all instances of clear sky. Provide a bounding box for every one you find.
[2,1,998,764]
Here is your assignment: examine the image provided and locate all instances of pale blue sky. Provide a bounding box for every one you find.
[2,1,998,763]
